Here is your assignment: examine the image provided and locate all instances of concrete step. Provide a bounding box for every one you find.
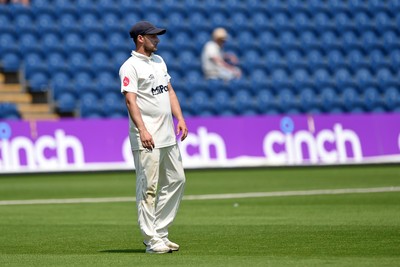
[0,83,22,93]
[0,92,32,103]
[17,103,51,113]
[22,112,59,120]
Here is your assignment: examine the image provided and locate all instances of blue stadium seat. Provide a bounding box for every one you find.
[95,71,119,94]
[362,86,381,111]
[53,0,76,15]
[383,30,400,52]
[375,11,396,33]
[58,12,80,34]
[327,49,347,73]
[31,0,55,15]
[0,13,14,35]
[98,0,121,17]
[107,32,130,52]
[309,0,330,15]
[340,87,361,111]
[47,52,68,73]
[287,0,308,16]
[334,12,355,33]
[188,90,210,116]
[293,12,314,34]
[14,12,36,35]
[390,49,400,73]
[91,51,113,74]
[63,32,86,55]
[313,68,335,89]
[264,50,285,73]
[299,31,320,53]
[19,33,41,54]
[179,49,200,72]
[36,12,58,34]
[272,12,293,33]
[2,52,21,73]
[292,68,313,93]
[361,31,381,53]
[51,71,75,100]
[313,11,335,35]
[279,30,300,52]
[370,49,390,74]
[102,91,125,117]
[298,87,318,113]
[86,32,108,54]
[41,32,64,54]
[320,31,341,53]
[342,31,363,53]
[232,89,254,114]
[276,89,297,113]
[254,89,277,114]
[211,90,232,115]
[251,11,272,32]
[79,92,103,118]
[68,52,91,74]
[389,0,400,16]
[209,11,230,31]
[56,91,77,113]
[354,68,376,90]
[27,70,49,93]
[271,68,291,91]
[168,11,189,32]
[102,11,124,33]
[259,31,279,51]
[347,49,369,73]
[0,103,20,120]
[250,68,270,90]
[354,11,375,32]
[376,67,398,90]
[306,49,327,73]
[266,0,288,15]
[383,86,400,111]
[334,67,356,89]
[285,49,306,74]
[80,13,103,34]
[319,87,339,112]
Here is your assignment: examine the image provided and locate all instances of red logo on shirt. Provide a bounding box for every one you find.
[123,77,130,86]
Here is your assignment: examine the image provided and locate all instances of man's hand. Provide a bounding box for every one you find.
[140,129,155,150]
[176,120,188,141]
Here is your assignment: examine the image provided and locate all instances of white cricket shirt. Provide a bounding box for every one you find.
[119,51,176,151]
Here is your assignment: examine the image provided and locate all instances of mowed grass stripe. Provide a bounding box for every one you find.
[1,186,399,206]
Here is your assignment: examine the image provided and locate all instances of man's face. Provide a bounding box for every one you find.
[143,34,160,53]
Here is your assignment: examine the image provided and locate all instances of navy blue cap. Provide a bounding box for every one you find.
[129,21,166,39]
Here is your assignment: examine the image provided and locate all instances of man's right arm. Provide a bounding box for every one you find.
[124,91,155,150]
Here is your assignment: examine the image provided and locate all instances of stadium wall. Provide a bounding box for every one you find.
[0,113,399,173]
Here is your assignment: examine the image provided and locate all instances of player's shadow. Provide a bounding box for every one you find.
[99,249,144,253]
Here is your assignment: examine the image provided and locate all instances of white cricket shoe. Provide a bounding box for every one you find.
[162,238,180,251]
[145,239,172,254]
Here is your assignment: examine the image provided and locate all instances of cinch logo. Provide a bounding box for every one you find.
[263,117,363,164]
[0,122,85,170]
[151,84,168,96]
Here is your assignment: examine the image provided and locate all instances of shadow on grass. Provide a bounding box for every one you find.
[99,249,144,253]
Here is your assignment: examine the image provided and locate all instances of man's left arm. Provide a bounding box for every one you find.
[168,83,188,141]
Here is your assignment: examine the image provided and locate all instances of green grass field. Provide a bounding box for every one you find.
[0,165,400,267]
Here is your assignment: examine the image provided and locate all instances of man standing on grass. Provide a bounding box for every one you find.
[119,21,188,254]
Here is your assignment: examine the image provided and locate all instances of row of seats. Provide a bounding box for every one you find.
[1,1,400,119]
[0,103,21,120]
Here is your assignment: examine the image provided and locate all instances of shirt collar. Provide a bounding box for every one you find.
[131,50,154,61]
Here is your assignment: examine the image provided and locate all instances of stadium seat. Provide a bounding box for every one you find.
[334,68,356,89]
[342,31,363,53]
[375,11,397,33]
[293,12,313,35]
[46,52,68,73]
[272,12,293,33]
[334,12,355,33]
[80,13,103,34]
[361,31,381,53]
[382,86,400,111]
[58,12,80,34]
[102,12,124,33]
[383,30,400,52]
[102,91,125,117]
[80,92,103,118]
[340,87,361,112]
[276,89,297,113]
[354,68,377,90]
[264,50,285,73]
[298,87,318,113]
[389,49,400,73]
[63,32,86,55]
[86,32,108,54]
[327,49,347,73]
[313,11,335,35]
[56,91,77,113]
[285,49,307,74]
[188,90,210,116]
[369,49,390,74]
[279,30,300,52]
[51,71,75,100]
[258,31,279,51]
[251,11,272,32]
[211,90,232,115]
[354,11,375,32]
[376,67,398,90]
[271,68,291,91]
[68,52,91,74]
[307,49,327,73]
[292,68,313,93]
[320,31,341,53]
[0,103,20,120]
[36,13,58,34]
[2,52,21,73]
[249,68,270,91]
[299,31,320,53]
[362,86,381,111]
[347,49,369,73]
[91,51,114,74]
[313,68,335,89]
[320,87,339,112]
[14,12,36,35]
[254,89,277,114]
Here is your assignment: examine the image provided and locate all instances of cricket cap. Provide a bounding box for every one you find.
[129,21,166,39]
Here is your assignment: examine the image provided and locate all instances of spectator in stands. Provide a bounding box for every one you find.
[0,0,29,5]
[201,27,242,81]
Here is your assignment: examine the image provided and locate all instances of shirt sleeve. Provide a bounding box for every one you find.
[119,62,138,94]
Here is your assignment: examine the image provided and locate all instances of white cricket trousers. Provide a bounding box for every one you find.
[133,144,185,244]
